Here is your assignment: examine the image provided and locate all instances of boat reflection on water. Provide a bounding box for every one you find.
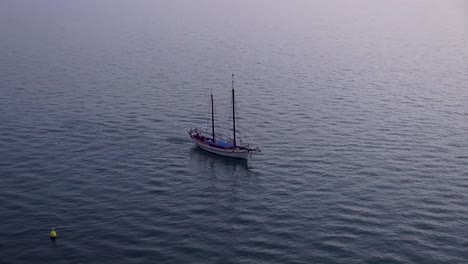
[188,146,262,211]
[188,146,261,182]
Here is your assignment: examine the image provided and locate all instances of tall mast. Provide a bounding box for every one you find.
[232,74,236,147]
[211,93,215,141]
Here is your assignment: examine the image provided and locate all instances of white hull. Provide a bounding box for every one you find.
[192,138,250,159]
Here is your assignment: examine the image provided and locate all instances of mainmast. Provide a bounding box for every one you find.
[232,74,236,147]
[211,93,215,141]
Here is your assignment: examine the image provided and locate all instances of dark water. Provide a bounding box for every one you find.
[1,1,467,263]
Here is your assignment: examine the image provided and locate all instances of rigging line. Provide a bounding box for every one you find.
[205,95,211,128]
[222,94,231,134]
[234,92,242,140]
[234,97,240,134]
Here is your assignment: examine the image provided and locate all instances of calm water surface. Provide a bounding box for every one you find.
[1,0,467,263]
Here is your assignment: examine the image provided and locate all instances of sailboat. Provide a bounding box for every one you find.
[188,74,261,159]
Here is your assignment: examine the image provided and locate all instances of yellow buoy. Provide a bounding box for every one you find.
[50,228,57,239]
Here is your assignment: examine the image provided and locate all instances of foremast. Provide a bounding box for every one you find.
[211,93,215,141]
[232,74,236,148]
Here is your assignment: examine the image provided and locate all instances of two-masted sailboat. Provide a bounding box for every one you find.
[188,74,260,159]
